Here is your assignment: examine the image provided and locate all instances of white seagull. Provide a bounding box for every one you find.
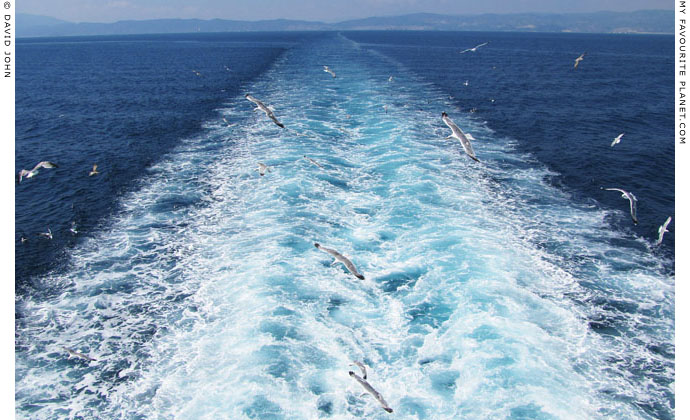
[245,94,285,128]
[656,216,672,246]
[611,133,624,147]
[192,70,202,77]
[602,187,638,224]
[348,370,393,413]
[257,163,271,176]
[459,42,489,54]
[62,346,97,362]
[89,164,99,176]
[70,221,78,235]
[574,52,586,69]
[442,112,479,162]
[303,155,324,169]
[314,243,365,279]
[17,161,58,182]
[38,228,53,240]
[323,66,336,78]
[388,76,394,82]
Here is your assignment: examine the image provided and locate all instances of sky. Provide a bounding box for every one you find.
[18,0,674,23]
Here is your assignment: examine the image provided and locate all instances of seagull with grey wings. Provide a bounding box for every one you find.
[611,133,624,147]
[574,52,586,69]
[656,216,672,246]
[314,243,365,279]
[245,94,285,128]
[348,368,393,413]
[17,161,58,183]
[601,187,638,224]
[459,42,488,53]
[323,66,336,78]
[442,112,479,162]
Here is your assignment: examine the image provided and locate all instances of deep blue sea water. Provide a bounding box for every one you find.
[15,31,674,419]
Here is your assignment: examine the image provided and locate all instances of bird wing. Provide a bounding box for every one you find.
[351,361,367,379]
[33,161,58,171]
[603,187,626,195]
[341,256,363,278]
[265,110,285,128]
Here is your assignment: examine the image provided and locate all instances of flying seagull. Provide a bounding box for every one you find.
[38,228,53,240]
[602,187,638,224]
[611,133,624,147]
[388,76,394,82]
[89,164,99,176]
[323,66,336,78]
[574,52,586,69]
[192,70,202,77]
[459,42,488,54]
[62,346,97,362]
[69,221,78,235]
[442,112,479,162]
[257,163,271,176]
[17,161,58,183]
[656,216,672,246]
[245,94,285,128]
[303,155,324,169]
[314,243,365,280]
[349,370,393,413]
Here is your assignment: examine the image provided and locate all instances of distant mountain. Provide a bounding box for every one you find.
[17,10,673,38]
[17,13,70,28]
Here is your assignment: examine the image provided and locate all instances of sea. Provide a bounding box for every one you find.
[15,31,674,419]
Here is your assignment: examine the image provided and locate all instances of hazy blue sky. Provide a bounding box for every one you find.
[19,0,673,23]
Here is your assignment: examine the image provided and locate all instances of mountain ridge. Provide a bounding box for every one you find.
[17,10,673,38]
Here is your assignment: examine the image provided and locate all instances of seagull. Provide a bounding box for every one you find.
[459,42,488,54]
[38,228,53,240]
[245,94,285,128]
[602,187,638,224]
[69,222,78,235]
[192,70,202,77]
[350,361,368,379]
[611,133,624,147]
[17,161,58,182]
[314,243,365,280]
[388,76,394,82]
[303,155,324,169]
[323,66,336,78]
[656,216,672,246]
[89,164,99,176]
[442,112,479,162]
[349,370,393,413]
[62,346,97,362]
[463,80,469,86]
[224,65,232,72]
[257,163,271,176]
[574,52,586,69]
